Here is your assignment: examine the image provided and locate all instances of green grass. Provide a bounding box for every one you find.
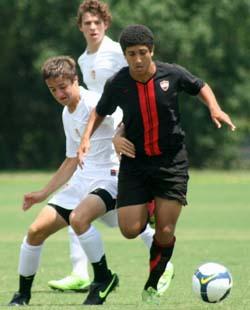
[0,171,249,309]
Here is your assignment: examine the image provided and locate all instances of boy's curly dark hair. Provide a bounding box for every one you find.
[119,24,154,53]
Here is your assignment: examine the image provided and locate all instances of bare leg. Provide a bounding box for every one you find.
[117,203,148,239]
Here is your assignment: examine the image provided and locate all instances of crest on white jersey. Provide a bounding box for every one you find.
[91,70,96,80]
[160,80,169,91]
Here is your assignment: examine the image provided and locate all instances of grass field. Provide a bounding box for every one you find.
[0,171,249,309]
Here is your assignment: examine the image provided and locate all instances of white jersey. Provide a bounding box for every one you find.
[78,35,127,94]
[49,86,119,216]
[62,86,118,169]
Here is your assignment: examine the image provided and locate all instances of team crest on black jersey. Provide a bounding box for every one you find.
[160,80,169,91]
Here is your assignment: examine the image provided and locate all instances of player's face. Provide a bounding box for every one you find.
[124,45,155,81]
[46,76,80,111]
[79,12,108,49]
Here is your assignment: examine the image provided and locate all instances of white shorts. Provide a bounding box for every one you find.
[48,165,118,227]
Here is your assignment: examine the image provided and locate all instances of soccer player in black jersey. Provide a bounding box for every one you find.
[78,24,236,304]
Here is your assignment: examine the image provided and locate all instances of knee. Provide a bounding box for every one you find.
[69,211,86,235]
[156,224,175,240]
[163,225,174,235]
[27,224,46,245]
[120,229,137,239]
[119,224,142,239]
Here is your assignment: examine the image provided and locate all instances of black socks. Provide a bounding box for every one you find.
[144,236,175,290]
[92,255,111,282]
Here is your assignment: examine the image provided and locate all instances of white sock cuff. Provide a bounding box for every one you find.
[78,225,98,241]
[22,236,43,251]
[77,225,104,263]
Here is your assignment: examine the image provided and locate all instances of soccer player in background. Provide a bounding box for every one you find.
[77,24,236,304]
[48,0,174,295]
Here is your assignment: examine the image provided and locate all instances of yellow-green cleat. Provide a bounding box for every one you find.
[157,261,175,295]
[48,273,90,292]
[142,287,160,305]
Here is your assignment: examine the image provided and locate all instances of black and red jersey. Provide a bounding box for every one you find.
[96,61,204,156]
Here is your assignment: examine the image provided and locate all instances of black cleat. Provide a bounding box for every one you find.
[8,292,30,306]
[83,272,119,305]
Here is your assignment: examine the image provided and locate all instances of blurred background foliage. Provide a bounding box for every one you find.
[0,0,249,169]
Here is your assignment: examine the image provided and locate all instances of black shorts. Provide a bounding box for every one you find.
[48,188,116,224]
[117,146,189,208]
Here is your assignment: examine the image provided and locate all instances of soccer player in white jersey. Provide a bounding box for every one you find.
[8,56,120,306]
[48,0,174,296]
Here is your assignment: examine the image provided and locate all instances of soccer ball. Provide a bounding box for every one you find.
[192,262,233,303]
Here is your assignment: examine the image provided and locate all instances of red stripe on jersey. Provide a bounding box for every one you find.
[147,80,161,155]
[137,80,161,156]
[137,82,151,155]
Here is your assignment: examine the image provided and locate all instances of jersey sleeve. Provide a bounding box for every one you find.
[95,78,118,116]
[85,90,101,110]
[176,64,205,95]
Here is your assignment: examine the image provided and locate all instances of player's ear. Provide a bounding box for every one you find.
[73,75,79,84]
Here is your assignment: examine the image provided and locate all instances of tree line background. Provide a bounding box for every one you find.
[1,0,249,170]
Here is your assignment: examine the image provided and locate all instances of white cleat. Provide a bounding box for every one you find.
[157,261,174,295]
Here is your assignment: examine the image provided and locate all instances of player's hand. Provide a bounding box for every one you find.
[210,109,236,131]
[77,139,90,169]
[22,191,46,211]
[112,135,136,158]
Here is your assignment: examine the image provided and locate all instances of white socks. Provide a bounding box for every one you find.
[18,236,43,276]
[140,224,154,249]
[77,225,104,263]
[68,226,89,279]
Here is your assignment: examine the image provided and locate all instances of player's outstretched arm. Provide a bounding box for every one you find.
[22,157,78,211]
[198,83,236,131]
[112,123,136,159]
[77,108,105,168]
[23,191,48,211]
